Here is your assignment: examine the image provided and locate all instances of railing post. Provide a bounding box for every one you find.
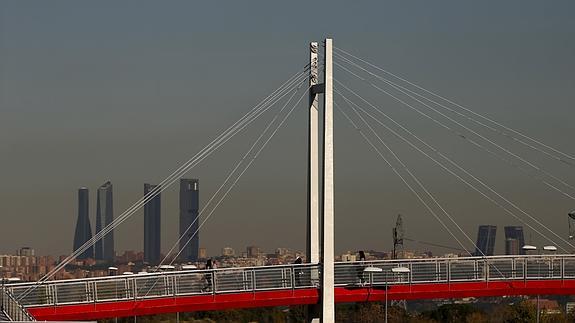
[548,256,552,279]
[524,258,527,285]
[485,259,490,284]
[447,260,451,285]
[561,256,565,281]
[133,278,138,300]
[93,281,98,303]
[53,283,58,306]
[473,260,477,281]
[127,277,132,299]
[291,267,295,290]
[511,257,516,279]
[1,280,4,313]
[172,275,177,296]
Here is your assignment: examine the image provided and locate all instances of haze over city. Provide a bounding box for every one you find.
[1,1,574,259]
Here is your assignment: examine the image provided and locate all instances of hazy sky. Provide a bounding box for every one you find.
[1,1,574,258]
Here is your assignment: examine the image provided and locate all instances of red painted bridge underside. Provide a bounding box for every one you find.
[28,280,575,321]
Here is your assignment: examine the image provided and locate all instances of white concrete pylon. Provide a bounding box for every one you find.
[307,41,321,323]
[307,41,320,265]
[321,38,335,323]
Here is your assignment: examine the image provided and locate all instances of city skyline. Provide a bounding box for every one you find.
[1,1,574,258]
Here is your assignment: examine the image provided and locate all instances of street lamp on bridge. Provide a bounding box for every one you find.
[385,267,411,323]
[543,245,558,252]
[522,244,558,254]
[522,244,557,323]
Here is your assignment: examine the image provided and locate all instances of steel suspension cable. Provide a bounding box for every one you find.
[337,89,567,251]
[404,237,469,252]
[337,99,504,262]
[42,69,308,280]
[334,84,572,251]
[156,80,306,270]
[160,63,323,264]
[172,86,310,265]
[333,46,575,164]
[18,67,310,300]
[135,84,308,300]
[334,60,575,199]
[333,51,575,168]
[335,101,472,255]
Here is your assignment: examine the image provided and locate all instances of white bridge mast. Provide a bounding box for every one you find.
[307,38,335,323]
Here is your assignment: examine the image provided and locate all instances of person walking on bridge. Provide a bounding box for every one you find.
[357,250,366,286]
[204,258,214,292]
[294,256,303,286]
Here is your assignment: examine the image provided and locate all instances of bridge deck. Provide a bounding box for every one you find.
[26,280,575,321]
[9,255,575,321]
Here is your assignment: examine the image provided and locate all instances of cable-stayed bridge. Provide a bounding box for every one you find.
[2,38,574,322]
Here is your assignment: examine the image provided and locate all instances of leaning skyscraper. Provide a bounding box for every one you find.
[179,179,199,262]
[95,181,114,262]
[144,183,161,264]
[474,225,497,256]
[73,187,94,259]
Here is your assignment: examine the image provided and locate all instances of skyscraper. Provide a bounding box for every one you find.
[144,183,161,264]
[73,187,93,259]
[505,226,525,255]
[95,181,114,262]
[179,179,199,262]
[474,225,497,256]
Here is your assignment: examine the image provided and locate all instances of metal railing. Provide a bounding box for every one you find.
[8,254,575,308]
[335,254,575,286]
[1,286,36,321]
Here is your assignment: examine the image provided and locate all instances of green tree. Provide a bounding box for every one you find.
[421,303,483,323]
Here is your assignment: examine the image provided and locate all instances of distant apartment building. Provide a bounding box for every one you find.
[18,247,35,257]
[73,187,94,259]
[504,226,525,255]
[247,246,261,258]
[0,253,57,281]
[95,181,115,262]
[179,179,200,262]
[275,248,290,256]
[340,252,357,262]
[144,183,161,264]
[222,247,235,257]
[474,225,497,256]
[199,248,207,259]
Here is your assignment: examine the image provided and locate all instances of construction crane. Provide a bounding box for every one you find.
[569,210,575,239]
[392,214,404,259]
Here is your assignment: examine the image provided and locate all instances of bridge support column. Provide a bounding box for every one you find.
[307,41,320,267]
[306,41,321,323]
[321,38,335,323]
